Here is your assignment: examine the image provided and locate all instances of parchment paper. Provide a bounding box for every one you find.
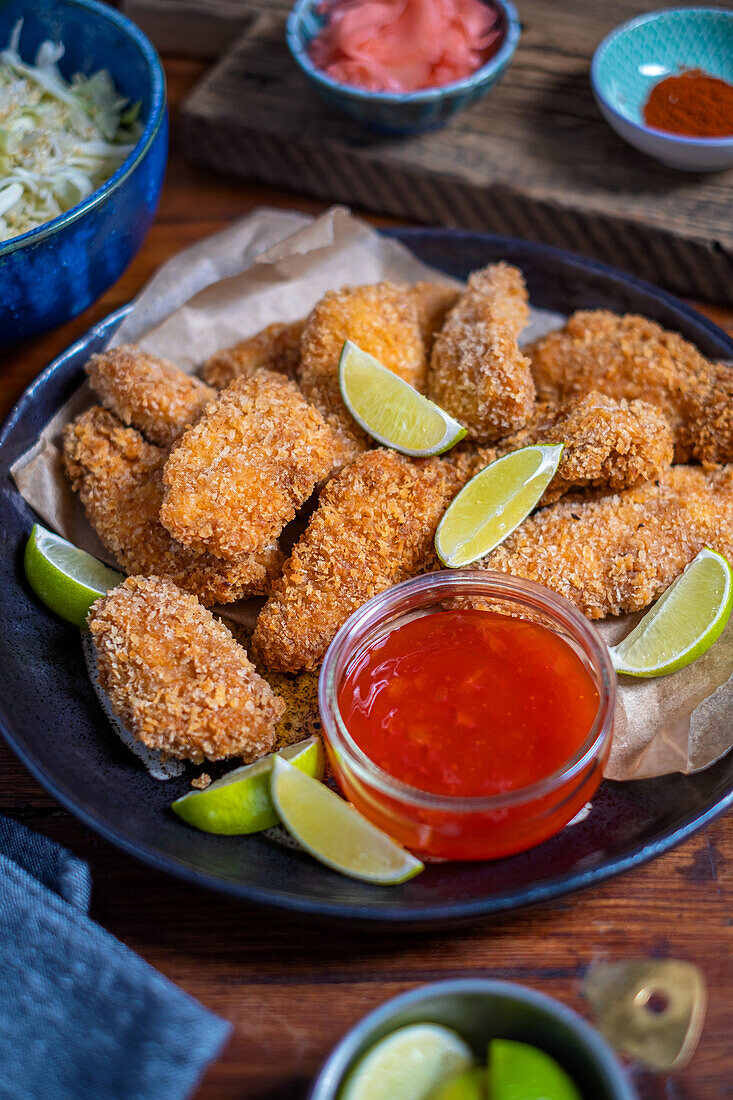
[10,205,733,782]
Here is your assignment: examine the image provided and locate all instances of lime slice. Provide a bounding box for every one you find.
[340,1024,473,1100]
[339,340,466,456]
[270,757,424,884]
[609,547,733,678]
[435,445,563,567]
[429,1066,487,1099]
[24,523,123,628]
[171,736,324,834]
[488,1040,581,1100]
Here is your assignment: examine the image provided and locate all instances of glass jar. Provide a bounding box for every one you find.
[318,570,616,861]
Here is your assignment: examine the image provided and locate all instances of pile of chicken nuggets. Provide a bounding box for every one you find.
[64,262,733,770]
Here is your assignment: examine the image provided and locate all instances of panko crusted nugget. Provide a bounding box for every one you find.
[160,369,337,561]
[428,263,535,443]
[476,465,733,619]
[411,282,461,354]
[63,407,282,605]
[86,344,215,448]
[299,283,427,466]
[252,449,464,672]
[202,319,306,389]
[527,310,733,465]
[449,394,673,504]
[89,576,284,763]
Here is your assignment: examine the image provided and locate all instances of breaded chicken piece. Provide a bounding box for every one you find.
[252,449,465,672]
[63,407,282,605]
[475,465,733,619]
[528,310,733,465]
[86,344,215,448]
[428,263,535,443]
[449,394,673,504]
[88,576,284,763]
[160,369,337,561]
[202,320,306,389]
[299,283,427,466]
[411,282,461,354]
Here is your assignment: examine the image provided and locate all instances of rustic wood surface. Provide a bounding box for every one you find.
[1,57,732,1100]
[122,0,292,60]
[179,0,733,304]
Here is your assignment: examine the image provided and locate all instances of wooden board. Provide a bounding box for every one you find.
[179,0,733,304]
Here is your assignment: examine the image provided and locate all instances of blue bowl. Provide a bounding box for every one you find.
[308,980,638,1099]
[591,8,733,172]
[286,0,520,134]
[0,0,167,344]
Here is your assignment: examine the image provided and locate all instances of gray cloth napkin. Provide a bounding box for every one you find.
[0,814,231,1100]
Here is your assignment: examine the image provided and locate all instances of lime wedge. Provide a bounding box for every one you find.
[340,1024,473,1100]
[488,1040,581,1100]
[24,523,123,628]
[609,547,733,678]
[270,757,424,884]
[435,445,563,567]
[172,736,324,834]
[429,1066,487,1099]
[339,340,466,456]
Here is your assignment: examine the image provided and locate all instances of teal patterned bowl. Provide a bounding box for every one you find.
[286,0,520,134]
[591,8,733,171]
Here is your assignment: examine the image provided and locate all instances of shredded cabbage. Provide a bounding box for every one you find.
[0,20,143,242]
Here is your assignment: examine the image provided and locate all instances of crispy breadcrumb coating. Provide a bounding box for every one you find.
[476,465,733,619]
[86,344,215,448]
[299,283,427,465]
[428,263,535,443]
[88,576,284,763]
[252,449,465,672]
[448,394,672,503]
[411,282,461,354]
[202,320,305,389]
[63,407,282,605]
[527,310,733,465]
[160,370,337,561]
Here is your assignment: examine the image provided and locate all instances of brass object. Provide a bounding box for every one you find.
[583,960,707,1071]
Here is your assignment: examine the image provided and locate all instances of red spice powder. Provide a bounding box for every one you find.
[643,68,733,138]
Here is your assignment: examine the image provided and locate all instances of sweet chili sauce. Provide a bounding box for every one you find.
[333,608,605,860]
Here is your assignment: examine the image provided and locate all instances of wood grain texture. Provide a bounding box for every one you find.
[179,0,733,303]
[0,56,732,1100]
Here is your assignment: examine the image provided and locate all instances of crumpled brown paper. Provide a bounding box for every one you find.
[10,206,733,781]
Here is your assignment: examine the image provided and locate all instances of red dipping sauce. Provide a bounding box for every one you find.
[338,609,600,799]
[320,573,615,861]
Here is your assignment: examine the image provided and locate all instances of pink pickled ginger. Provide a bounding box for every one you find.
[308,0,502,93]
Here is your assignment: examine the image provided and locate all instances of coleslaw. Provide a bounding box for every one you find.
[0,21,142,243]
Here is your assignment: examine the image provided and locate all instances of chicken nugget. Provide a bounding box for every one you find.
[476,465,733,619]
[411,282,461,354]
[202,320,305,389]
[63,407,282,605]
[86,344,215,448]
[252,449,464,672]
[428,263,535,443]
[527,310,733,465]
[299,283,427,466]
[88,576,284,763]
[160,370,337,561]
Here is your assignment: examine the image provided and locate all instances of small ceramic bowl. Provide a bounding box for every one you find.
[0,0,167,344]
[286,0,521,134]
[591,8,733,172]
[308,980,638,1099]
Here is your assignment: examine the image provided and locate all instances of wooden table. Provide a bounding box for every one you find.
[1,58,731,1100]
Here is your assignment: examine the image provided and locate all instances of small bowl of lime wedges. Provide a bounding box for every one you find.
[308,979,637,1100]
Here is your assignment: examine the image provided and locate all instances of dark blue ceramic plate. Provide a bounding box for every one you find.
[2,229,732,927]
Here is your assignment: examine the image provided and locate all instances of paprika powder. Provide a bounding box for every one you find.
[643,68,733,138]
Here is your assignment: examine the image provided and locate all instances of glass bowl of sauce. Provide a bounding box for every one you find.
[318,571,616,861]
